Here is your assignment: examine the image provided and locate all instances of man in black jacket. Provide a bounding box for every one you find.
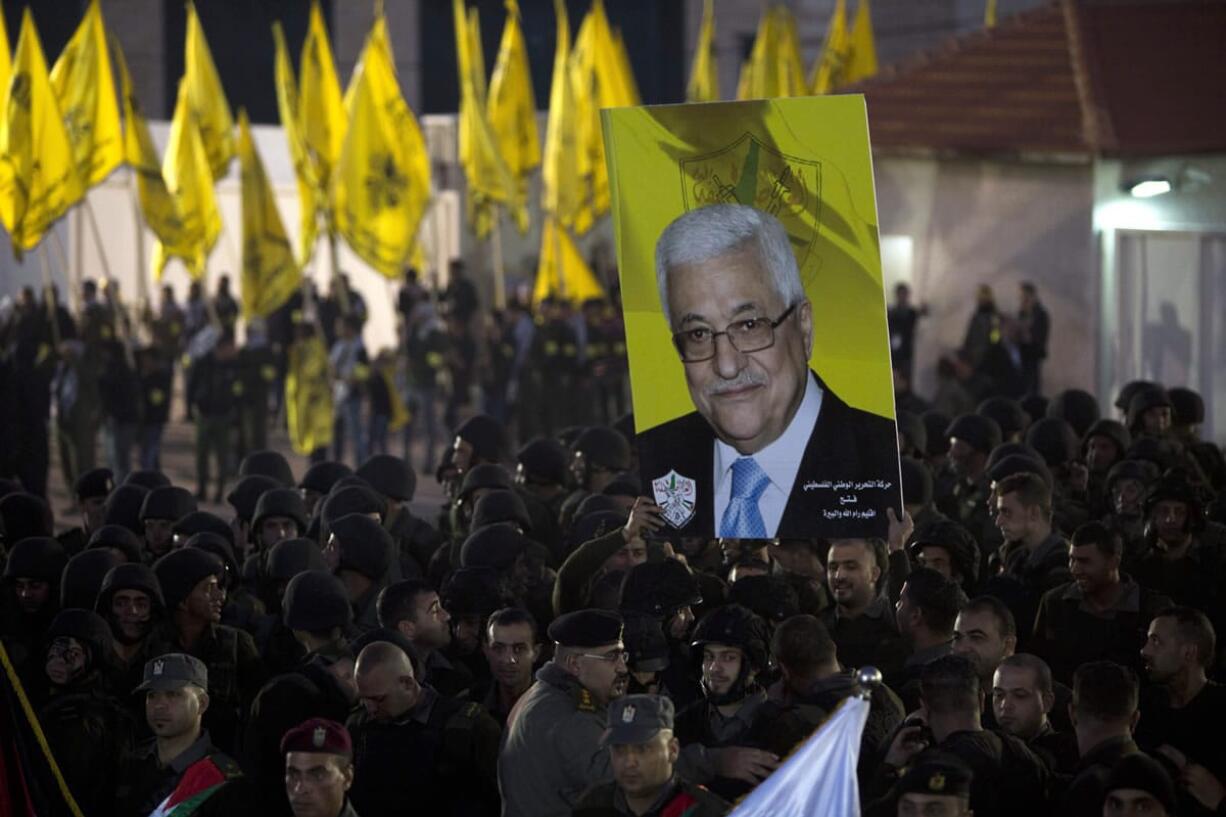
[187,332,241,502]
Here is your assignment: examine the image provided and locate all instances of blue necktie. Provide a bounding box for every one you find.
[719,457,770,538]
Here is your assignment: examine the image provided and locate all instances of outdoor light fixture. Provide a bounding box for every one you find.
[1126,177,1172,198]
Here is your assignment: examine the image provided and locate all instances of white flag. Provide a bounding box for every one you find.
[730,696,869,817]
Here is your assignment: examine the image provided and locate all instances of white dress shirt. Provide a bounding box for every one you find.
[713,374,823,537]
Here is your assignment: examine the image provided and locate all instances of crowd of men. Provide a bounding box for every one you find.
[1,264,1226,817]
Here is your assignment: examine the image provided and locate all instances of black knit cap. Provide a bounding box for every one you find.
[356,454,416,502]
[123,470,171,490]
[226,474,282,523]
[516,437,569,486]
[945,414,1002,455]
[3,537,68,583]
[921,410,952,457]
[253,488,309,535]
[460,522,530,571]
[60,549,123,610]
[1046,389,1100,438]
[184,532,239,584]
[153,548,224,612]
[329,513,393,581]
[977,397,1027,441]
[321,485,385,527]
[96,562,165,612]
[139,486,197,523]
[456,414,507,464]
[896,410,927,456]
[619,560,702,619]
[1105,753,1177,814]
[548,609,624,648]
[74,468,114,501]
[283,570,352,631]
[471,490,532,533]
[900,457,933,507]
[0,493,53,541]
[573,426,632,472]
[102,484,149,534]
[457,464,513,501]
[299,461,353,495]
[1025,417,1079,467]
[239,449,295,487]
[266,538,328,583]
[87,524,144,563]
[172,511,236,548]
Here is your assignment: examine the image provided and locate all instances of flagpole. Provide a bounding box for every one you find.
[327,228,352,316]
[127,169,150,314]
[491,203,507,309]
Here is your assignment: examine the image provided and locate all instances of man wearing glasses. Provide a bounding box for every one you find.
[639,203,899,539]
[499,609,631,817]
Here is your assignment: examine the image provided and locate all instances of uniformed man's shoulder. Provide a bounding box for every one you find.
[205,750,244,780]
[675,779,732,815]
[571,781,618,815]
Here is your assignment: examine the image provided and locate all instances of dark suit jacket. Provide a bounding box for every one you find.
[638,372,900,538]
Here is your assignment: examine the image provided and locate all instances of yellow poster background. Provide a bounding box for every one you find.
[602,95,893,433]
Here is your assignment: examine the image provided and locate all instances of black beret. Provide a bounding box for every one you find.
[299,461,354,495]
[1105,753,1176,814]
[897,753,973,799]
[457,464,513,501]
[573,426,631,472]
[1081,419,1131,457]
[123,470,171,490]
[153,548,224,612]
[226,475,282,523]
[547,609,624,648]
[977,397,1026,440]
[0,492,53,541]
[900,457,933,507]
[139,486,197,523]
[1046,389,1100,438]
[283,570,352,632]
[102,484,149,534]
[1168,387,1204,426]
[239,449,295,487]
[321,485,385,527]
[97,563,164,612]
[619,560,702,618]
[45,609,114,667]
[329,513,393,581]
[3,537,68,583]
[921,411,952,457]
[74,468,114,501]
[1025,417,1078,467]
[460,523,530,571]
[896,410,927,456]
[728,574,799,622]
[60,549,123,610]
[253,488,309,535]
[266,538,328,583]
[356,455,416,502]
[173,511,236,548]
[456,414,507,464]
[946,414,1002,454]
[87,524,144,563]
[987,454,1053,489]
[516,437,569,486]
[471,490,532,533]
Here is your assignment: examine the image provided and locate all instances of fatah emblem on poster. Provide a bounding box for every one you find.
[603,96,901,539]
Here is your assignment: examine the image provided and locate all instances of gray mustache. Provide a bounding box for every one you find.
[704,370,767,397]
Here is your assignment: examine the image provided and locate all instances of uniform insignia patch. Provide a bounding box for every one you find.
[621,705,636,723]
[652,470,697,528]
[928,772,945,792]
[313,726,326,748]
[152,660,164,676]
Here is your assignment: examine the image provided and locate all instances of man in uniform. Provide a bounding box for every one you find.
[499,609,630,817]
[57,467,114,555]
[573,695,729,817]
[951,595,1017,728]
[187,330,241,502]
[938,413,1001,558]
[357,453,444,576]
[96,562,167,698]
[889,755,974,817]
[821,538,909,680]
[475,607,541,727]
[139,485,197,564]
[283,718,360,817]
[376,578,472,696]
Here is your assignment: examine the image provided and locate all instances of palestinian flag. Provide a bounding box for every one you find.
[148,756,230,817]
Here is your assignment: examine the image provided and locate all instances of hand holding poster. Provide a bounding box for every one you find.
[602,96,901,539]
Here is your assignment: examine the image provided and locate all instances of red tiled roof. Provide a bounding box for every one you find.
[853,1,1226,159]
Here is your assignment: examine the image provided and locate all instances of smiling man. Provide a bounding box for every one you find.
[638,204,899,540]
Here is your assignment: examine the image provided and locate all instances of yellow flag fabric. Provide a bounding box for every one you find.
[50,0,123,189]
[985,0,998,27]
[332,15,430,279]
[153,78,221,279]
[534,216,604,305]
[541,0,580,228]
[379,361,411,432]
[184,2,234,180]
[603,96,894,427]
[686,0,719,103]
[0,10,85,252]
[286,334,334,454]
[273,21,319,265]
[238,111,300,320]
[845,0,879,85]
[487,0,539,233]
[299,0,345,188]
[0,10,11,95]
[809,0,850,94]
[737,4,806,100]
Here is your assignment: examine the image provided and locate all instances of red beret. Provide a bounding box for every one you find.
[281,718,352,757]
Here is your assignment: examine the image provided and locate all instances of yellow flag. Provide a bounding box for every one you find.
[985,0,998,27]
[0,9,11,94]
[809,0,850,94]
[534,216,604,305]
[153,78,221,279]
[772,6,807,96]
[184,2,234,179]
[541,0,580,228]
[845,0,879,85]
[687,0,719,102]
[238,111,300,320]
[737,4,805,100]
[0,10,85,252]
[286,333,334,454]
[299,0,345,188]
[50,0,122,189]
[273,21,319,265]
[332,15,431,279]
[487,0,539,233]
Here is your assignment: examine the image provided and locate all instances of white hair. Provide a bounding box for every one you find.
[654,204,805,326]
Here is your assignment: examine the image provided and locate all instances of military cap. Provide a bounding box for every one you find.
[1025,417,1078,467]
[456,414,507,464]
[601,472,641,499]
[460,523,530,571]
[60,549,123,610]
[96,563,164,613]
[1081,419,1131,459]
[728,574,800,622]
[1114,380,1158,412]
[253,488,309,535]
[46,609,114,667]
[74,468,114,501]
[321,485,385,527]
[283,570,352,632]
[1143,476,1204,526]
[1168,387,1204,426]
[0,492,53,541]
[988,454,1053,489]
[329,513,393,581]
[619,560,702,619]
[516,437,569,486]
[1105,753,1177,814]
[102,484,149,534]
[897,754,973,799]
[86,524,143,563]
[900,457,933,508]
[300,461,354,495]
[123,470,171,490]
[139,485,197,523]
[1127,386,1173,430]
[1105,459,1160,496]
[1046,389,1100,438]
[977,397,1027,441]
[226,474,282,523]
[281,717,352,757]
[896,411,927,457]
[457,464,513,502]
[921,411,953,457]
[153,548,224,612]
[573,426,632,472]
[239,449,295,487]
[471,490,532,533]
[623,613,670,673]
[691,604,770,671]
[184,532,239,585]
[135,652,208,692]
[266,538,328,583]
[3,537,68,583]
[173,511,236,548]
[945,414,1002,455]
[603,695,675,746]
[548,609,624,648]
[356,454,416,502]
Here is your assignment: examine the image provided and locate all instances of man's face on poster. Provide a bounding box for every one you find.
[667,244,813,456]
